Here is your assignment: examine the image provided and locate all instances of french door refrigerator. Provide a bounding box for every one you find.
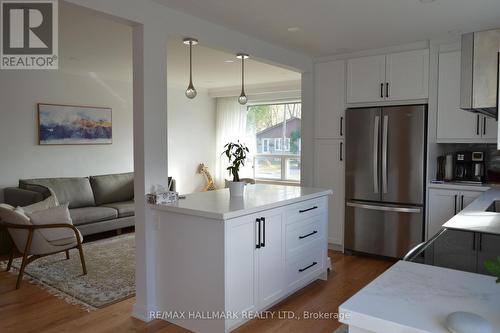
[345,105,426,258]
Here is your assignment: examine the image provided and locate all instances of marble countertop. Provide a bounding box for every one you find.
[149,184,332,220]
[444,188,500,235]
[428,182,493,191]
[339,261,500,333]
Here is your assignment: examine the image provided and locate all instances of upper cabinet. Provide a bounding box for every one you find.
[347,49,429,104]
[436,51,498,143]
[314,60,346,139]
[346,55,386,103]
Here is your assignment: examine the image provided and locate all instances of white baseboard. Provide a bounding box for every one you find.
[132,303,157,322]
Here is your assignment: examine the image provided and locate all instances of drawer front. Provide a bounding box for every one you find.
[286,245,326,291]
[286,214,326,257]
[285,197,326,224]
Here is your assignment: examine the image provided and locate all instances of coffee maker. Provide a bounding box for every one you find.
[454,151,485,183]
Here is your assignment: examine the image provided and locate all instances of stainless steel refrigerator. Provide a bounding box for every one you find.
[345,105,426,258]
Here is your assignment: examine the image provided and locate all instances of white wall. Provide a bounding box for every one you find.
[0,70,133,202]
[167,86,216,194]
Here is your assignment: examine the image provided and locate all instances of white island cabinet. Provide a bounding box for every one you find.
[150,184,332,333]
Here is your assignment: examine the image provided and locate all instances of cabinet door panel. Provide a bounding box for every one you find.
[458,190,483,211]
[434,230,477,273]
[227,218,258,314]
[258,212,285,308]
[314,140,344,246]
[482,116,498,142]
[477,234,500,275]
[385,49,429,101]
[315,60,346,139]
[347,55,386,103]
[427,189,458,240]
[437,51,480,141]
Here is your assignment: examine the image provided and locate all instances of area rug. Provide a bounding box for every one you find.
[333,324,348,333]
[6,233,135,309]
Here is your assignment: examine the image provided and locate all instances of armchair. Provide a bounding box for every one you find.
[0,204,87,289]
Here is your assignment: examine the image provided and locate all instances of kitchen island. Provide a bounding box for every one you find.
[149,184,332,333]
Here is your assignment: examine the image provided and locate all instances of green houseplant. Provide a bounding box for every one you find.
[222,141,249,196]
[484,257,500,283]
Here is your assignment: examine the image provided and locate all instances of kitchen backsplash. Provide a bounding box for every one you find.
[438,143,500,171]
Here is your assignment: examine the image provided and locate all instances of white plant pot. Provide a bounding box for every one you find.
[228,181,245,197]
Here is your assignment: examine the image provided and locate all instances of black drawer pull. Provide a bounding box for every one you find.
[299,206,318,213]
[299,261,317,273]
[299,230,318,239]
[260,217,266,248]
[256,218,261,249]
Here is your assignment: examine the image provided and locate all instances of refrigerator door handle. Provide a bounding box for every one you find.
[373,116,380,194]
[347,201,421,214]
[382,115,389,194]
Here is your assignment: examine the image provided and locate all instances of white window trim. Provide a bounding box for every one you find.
[262,138,270,153]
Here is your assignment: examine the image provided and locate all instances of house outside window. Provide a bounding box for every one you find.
[243,102,301,182]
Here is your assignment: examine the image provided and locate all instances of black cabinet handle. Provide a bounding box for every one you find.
[386,82,389,98]
[340,142,343,161]
[256,218,261,249]
[299,230,318,239]
[476,115,480,135]
[483,117,486,135]
[299,206,318,213]
[454,195,457,215]
[260,217,266,248]
[380,83,384,98]
[479,233,483,252]
[460,195,464,211]
[299,261,318,273]
[340,117,343,137]
[472,232,476,251]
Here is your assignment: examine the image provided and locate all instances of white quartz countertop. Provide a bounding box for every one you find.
[444,188,500,235]
[149,184,332,220]
[339,261,500,333]
[428,182,493,191]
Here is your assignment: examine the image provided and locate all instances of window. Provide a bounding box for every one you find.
[243,102,301,182]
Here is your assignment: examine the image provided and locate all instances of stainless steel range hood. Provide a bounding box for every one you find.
[460,29,500,119]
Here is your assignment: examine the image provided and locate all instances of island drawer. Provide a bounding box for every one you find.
[286,245,326,291]
[285,197,327,223]
[285,214,326,256]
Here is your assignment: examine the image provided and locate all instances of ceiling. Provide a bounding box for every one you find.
[154,0,500,57]
[59,3,299,88]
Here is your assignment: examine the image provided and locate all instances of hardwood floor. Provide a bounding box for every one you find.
[0,251,393,333]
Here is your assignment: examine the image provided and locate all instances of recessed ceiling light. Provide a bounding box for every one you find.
[224,60,234,63]
[419,0,436,3]
[287,27,300,32]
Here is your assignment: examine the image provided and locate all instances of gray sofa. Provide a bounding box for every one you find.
[4,173,135,236]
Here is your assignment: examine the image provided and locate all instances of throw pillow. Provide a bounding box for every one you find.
[20,193,59,215]
[26,204,75,242]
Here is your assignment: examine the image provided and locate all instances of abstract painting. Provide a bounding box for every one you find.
[38,104,112,145]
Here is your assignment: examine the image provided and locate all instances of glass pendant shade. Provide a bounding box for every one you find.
[236,53,249,105]
[183,38,198,99]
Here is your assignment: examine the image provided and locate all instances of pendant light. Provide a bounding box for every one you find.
[236,53,249,105]
[183,38,198,99]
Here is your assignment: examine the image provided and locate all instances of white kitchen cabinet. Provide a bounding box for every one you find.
[315,60,346,139]
[436,51,498,143]
[386,49,429,101]
[347,55,386,103]
[347,49,429,104]
[427,188,483,239]
[314,139,344,247]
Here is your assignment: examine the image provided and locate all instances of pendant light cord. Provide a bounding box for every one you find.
[241,56,245,94]
[189,42,193,84]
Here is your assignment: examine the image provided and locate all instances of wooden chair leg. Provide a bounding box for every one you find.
[6,248,14,272]
[77,244,87,275]
[65,249,70,260]
[16,230,33,289]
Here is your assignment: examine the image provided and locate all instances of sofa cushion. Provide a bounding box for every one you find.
[26,204,75,242]
[89,172,134,206]
[20,177,95,209]
[101,201,134,218]
[69,207,118,226]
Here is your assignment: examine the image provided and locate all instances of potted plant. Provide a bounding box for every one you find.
[485,257,500,283]
[222,141,249,196]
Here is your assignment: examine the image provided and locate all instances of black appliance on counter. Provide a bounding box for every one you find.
[454,151,485,183]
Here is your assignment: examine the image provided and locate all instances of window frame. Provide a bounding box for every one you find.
[246,101,302,183]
